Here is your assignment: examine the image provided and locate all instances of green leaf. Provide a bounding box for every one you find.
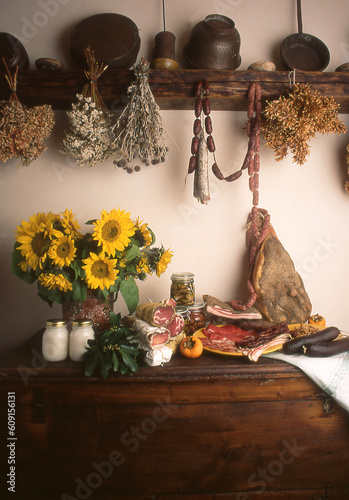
[112,351,119,372]
[109,312,121,328]
[11,248,36,284]
[84,351,100,377]
[120,349,138,373]
[71,280,87,302]
[120,277,139,314]
[125,245,141,262]
[100,351,113,380]
[85,219,97,225]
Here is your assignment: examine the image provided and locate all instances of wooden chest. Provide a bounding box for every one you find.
[1,332,349,500]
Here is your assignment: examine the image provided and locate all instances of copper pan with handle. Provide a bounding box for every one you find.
[280,0,330,72]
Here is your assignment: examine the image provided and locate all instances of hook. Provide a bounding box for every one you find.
[288,69,296,88]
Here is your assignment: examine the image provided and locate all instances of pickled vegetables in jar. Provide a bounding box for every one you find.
[170,272,195,306]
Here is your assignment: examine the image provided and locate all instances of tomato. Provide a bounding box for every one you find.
[180,336,203,358]
[308,314,326,328]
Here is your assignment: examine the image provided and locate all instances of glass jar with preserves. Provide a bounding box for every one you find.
[170,272,195,306]
[187,302,206,335]
[42,319,69,362]
[69,320,95,362]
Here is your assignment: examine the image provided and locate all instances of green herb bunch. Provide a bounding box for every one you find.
[83,312,139,379]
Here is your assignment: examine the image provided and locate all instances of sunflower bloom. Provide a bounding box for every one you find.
[156,248,173,277]
[82,252,119,290]
[48,234,76,267]
[60,209,81,238]
[92,209,135,256]
[39,272,73,292]
[15,212,62,271]
[136,255,151,275]
[134,218,153,247]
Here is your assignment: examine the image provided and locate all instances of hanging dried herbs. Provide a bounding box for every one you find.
[262,83,347,165]
[0,62,55,166]
[113,58,168,173]
[61,47,119,167]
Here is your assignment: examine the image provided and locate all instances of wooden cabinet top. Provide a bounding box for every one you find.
[0,329,303,383]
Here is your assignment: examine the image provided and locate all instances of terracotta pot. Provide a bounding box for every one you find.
[62,290,114,332]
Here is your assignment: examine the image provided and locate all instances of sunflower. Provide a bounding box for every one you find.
[156,248,173,277]
[39,272,73,292]
[48,234,76,267]
[60,209,81,238]
[82,252,119,290]
[134,218,153,247]
[136,254,151,275]
[92,209,135,256]
[15,212,63,271]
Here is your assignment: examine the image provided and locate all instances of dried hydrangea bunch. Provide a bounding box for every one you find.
[0,65,55,166]
[113,58,168,173]
[262,83,347,165]
[61,47,118,167]
[61,95,118,167]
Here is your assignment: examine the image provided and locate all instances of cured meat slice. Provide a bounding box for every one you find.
[166,314,185,337]
[203,324,257,343]
[136,301,175,327]
[203,295,262,320]
[253,230,312,324]
[132,318,170,348]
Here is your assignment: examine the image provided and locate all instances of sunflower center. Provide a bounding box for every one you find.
[102,220,121,242]
[91,260,109,279]
[57,243,69,257]
[31,232,51,256]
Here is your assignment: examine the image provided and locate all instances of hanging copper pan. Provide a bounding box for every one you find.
[280,0,330,71]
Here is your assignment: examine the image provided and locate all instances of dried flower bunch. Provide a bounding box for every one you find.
[61,47,118,167]
[113,58,168,173]
[0,63,55,166]
[262,83,347,165]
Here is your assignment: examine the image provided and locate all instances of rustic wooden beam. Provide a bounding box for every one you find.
[0,69,348,112]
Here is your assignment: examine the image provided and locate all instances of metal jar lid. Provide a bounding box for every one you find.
[46,319,67,327]
[72,320,93,327]
[170,272,194,281]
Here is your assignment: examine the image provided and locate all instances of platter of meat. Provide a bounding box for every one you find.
[194,323,291,362]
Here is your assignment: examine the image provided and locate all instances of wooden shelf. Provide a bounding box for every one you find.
[1,68,349,112]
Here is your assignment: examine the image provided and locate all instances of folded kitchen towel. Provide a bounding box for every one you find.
[265,350,349,413]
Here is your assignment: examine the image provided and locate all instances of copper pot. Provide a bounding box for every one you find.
[183,14,241,70]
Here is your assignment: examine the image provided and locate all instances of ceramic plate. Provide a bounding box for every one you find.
[193,328,282,357]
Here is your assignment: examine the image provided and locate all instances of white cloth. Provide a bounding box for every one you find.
[265,350,349,413]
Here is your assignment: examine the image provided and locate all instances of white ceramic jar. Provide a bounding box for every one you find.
[42,319,69,362]
[69,320,95,362]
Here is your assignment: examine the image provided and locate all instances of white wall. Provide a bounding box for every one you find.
[1,0,349,355]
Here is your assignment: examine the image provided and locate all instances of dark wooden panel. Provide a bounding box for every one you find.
[0,69,348,111]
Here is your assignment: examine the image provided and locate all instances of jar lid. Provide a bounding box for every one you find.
[46,319,67,327]
[175,306,189,314]
[188,301,206,311]
[171,272,194,281]
[72,320,93,327]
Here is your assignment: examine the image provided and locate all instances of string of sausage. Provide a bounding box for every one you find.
[229,83,271,311]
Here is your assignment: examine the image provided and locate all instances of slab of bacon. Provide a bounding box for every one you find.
[200,323,291,361]
[203,295,262,320]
